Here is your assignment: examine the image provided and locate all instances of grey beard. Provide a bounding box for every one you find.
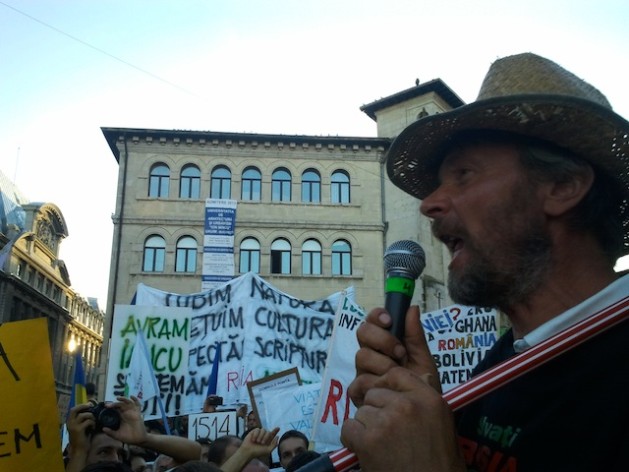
[447,232,553,312]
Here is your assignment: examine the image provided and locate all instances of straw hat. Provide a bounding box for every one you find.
[386,52,629,253]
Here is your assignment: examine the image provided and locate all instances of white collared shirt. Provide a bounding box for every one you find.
[513,273,629,353]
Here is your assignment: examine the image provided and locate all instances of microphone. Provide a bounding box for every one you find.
[295,240,425,472]
[383,240,426,341]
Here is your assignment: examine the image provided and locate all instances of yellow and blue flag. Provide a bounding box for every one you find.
[68,350,87,412]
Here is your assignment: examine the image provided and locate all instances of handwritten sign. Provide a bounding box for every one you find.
[188,411,238,441]
[105,305,191,417]
[0,318,64,471]
[421,304,498,392]
[311,293,365,452]
[132,272,349,414]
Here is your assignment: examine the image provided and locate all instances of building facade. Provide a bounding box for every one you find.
[0,170,105,413]
[102,79,464,340]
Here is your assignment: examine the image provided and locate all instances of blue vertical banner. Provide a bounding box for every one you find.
[202,199,237,290]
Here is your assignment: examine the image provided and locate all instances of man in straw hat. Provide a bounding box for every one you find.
[341,53,629,471]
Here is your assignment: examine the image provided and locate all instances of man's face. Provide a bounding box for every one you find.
[420,142,552,310]
[85,432,126,465]
[279,437,308,469]
[247,412,259,430]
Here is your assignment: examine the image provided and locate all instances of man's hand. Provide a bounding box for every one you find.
[349,305,441,407]
[66,403,96,472]
[102,396,148,445]
[341,305,464,471]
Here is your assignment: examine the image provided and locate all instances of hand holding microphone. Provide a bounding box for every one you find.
[295,240,426,472]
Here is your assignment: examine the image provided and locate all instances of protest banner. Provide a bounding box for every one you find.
[247,367,301,430]
[421,304,499,391]
[188,411,238,441]
[0,318,64,471]
[311,293,365,452]
[109,272,351,418]
[105,305,191,418]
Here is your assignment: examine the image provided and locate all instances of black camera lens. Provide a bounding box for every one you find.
[97,408,121,430]
[88,402,121,431]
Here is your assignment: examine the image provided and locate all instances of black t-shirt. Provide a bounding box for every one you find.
[455,318,629,471]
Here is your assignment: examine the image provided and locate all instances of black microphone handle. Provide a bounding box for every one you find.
[385,288,412,341]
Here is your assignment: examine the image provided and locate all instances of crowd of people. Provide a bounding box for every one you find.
[63,393,327,472]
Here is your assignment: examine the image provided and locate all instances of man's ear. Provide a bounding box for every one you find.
[542,166,594,216]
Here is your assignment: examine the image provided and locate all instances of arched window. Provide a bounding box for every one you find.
[239,237,261,273]
[332,240,352,275]
[180,165,201,199]
[272,168,292,202]
[175,236,197,273]
[149,164,170,198]
[211,166,232,199]
[331,170,350,204]
[270,238,291,274]
[242,167,262,201]
[302,239,322,275]
[301,169,321,203]
[143,235,166,272]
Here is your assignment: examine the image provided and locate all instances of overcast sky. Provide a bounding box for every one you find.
[1,0,628,305]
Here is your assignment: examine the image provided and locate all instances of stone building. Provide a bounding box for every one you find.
[0,170,105,409]
[101,79,464,338]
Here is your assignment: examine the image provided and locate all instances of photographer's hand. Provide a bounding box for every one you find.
[65,402,96,472]
[106,395,201,464]
[103,396,148,445]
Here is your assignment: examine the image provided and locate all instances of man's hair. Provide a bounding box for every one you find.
[278,430,309,450]
[86,383,97,396]
[80,461,133,472]
[518,142,625,264]
[285,450,322,472]
[171,460,222,472]
[206,435,241,465]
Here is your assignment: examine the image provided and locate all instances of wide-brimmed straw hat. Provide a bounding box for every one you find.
[386,52,629,254]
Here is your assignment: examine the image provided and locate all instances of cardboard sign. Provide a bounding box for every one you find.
[0,318,64,471]
[188,411,239,441]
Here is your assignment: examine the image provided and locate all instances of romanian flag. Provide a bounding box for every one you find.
[68,350,87,412]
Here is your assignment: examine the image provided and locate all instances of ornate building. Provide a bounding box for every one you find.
[101,79,464,340]
[0,170,105,413]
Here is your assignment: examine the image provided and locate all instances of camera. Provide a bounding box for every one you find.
[205,395,224,407]
[88,402,121,431]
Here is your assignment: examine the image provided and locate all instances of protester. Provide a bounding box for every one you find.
[242,410,261,439]
[153,454,176,472]
[66,396,201,472]
[222,427,278,472]
[277,430,309,470]
[196,437,212,462]
[129,451,150,472]
[207,427,279,472]
[170,460,222,472]
[86,382,99,406]
[341,52,629,471]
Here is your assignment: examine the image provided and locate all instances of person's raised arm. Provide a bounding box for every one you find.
[65,403,97,472]
[103,396,201,464]
[220,427,279,472]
